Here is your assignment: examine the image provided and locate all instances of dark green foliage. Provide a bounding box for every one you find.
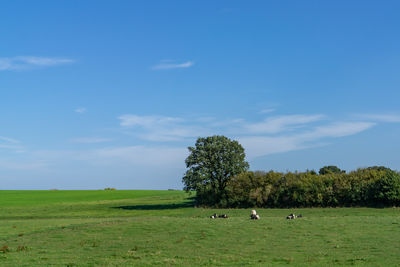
[319,165,345,175]
[370,170,400,206]
[182,136,249,206]
[224,167,400,208]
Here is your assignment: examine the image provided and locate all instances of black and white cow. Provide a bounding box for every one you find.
[250,210,260,220]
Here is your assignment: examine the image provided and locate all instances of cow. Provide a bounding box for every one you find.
[286,213,303,219]
[286,213,296,219]
[250,210,260,220]
[210,213,228,219]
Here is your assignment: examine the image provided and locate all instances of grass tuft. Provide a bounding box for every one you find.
[16,246,29,252]
[0,246,10,253]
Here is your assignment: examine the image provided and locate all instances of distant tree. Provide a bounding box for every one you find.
[319,165,345,175]
[182,135,249,205]
[306,169,318,175]
[366,166,393,172]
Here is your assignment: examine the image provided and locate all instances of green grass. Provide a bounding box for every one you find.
[0,190,400,266]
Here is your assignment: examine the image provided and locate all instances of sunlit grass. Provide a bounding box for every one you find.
[0,190,399,266]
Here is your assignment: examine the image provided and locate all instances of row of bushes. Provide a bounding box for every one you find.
[196,167,400,208]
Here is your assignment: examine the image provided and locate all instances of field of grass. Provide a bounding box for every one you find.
[0,190,400,266]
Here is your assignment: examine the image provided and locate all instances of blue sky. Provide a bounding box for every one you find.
[1,1,400,189]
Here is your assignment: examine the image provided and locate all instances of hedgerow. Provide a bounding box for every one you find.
[196,166,400,208]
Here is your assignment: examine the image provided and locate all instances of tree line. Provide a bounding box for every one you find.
[183,136,400,208]
[223,167,400,208]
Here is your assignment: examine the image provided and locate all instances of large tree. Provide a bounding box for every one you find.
[182,135,249,205]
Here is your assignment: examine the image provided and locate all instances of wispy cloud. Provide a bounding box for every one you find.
[152,60,194,70]
[242,114,324,134]
[259,108,276,114]
[75,107,87,114]
[9,112,376,178]
[116,113,375,158]
[0,159,48,171]
[0,135,24,152]
[0,112,384,189]
[119,114,182,127]
[91,146,187,167]
[0,136,20,144]
[301,122,375,139]
[0,144,20,149]
[0,56,74,71]
[118,114,208,141]
[239,121,375,159]
[30,145,187,169]
[70,137,113,144]
[354,113,400,123]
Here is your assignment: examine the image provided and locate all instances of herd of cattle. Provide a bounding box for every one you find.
[209,210,303,220]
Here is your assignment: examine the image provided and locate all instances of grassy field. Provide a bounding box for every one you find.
[0,190,399,266]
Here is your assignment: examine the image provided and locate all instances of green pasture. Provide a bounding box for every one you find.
[0,190,399,266]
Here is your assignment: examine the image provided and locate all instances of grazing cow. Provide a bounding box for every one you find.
[286,213,303,219]
[250,210,260,220]
[286,213,296,219]
[210,213,228,219]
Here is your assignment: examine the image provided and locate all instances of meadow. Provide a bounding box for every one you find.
[0,190,399,266]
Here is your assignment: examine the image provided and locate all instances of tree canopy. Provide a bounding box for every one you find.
[319,165,345,175]
[182,135,249,206]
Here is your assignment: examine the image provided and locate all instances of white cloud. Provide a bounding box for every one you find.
[0,144,20,149]
[116,113,376,159]
[259,108,276,114]
[0,159,48,171]
[195,116,217,123]
[75,107,87,113]
[0,136,23,151]
[16,56,74,66]
[240,121,375,159]
[242,114,324,134]
[239,136,305,158]
[152,60,194,70]
[8,112,374,177]
[118,114,208,141]
[301,122,375,139]
[70,137,113,144]
[0,136,20,144]
[354,114,400,123]
[30,145,187,169]
[0,56,74,71]
[0,112,382,188]
[0,137,43,169]
[119,114,182,127]
[91,146,187,167]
